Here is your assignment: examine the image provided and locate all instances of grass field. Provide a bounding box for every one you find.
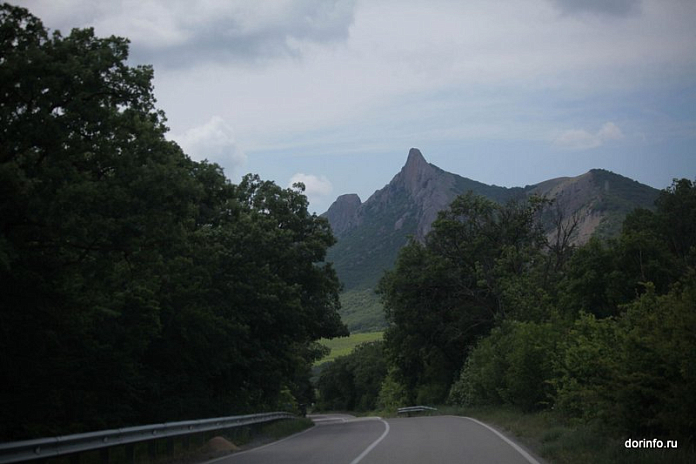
[338,288,387,333]
[316,331,383,365]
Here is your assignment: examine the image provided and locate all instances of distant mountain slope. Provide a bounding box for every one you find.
[323,149,660,332]
[324,148,523,290]
[528,168,662,241]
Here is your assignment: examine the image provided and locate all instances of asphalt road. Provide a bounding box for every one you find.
[210,414,543,464]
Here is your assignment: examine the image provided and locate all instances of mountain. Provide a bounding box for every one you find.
[324,149,524,291]
[528,168,662,241]
[323,148,660,332]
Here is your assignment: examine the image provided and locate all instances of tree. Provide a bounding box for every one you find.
[559,179,694,319]
[653,178,696,265]
[1,3,193,436]
[553,278,696,439]
[449,320,561,411]
[316,342,386,411]
[0,4,346,439]
[379,193,551,404]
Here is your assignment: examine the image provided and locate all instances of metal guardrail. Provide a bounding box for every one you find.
[397,406,438,416]
[0,411,295,464]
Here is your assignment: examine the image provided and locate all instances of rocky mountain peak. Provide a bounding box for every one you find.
[323,193,362,238]
[406,147,427,168]
[398,148,435,194]
[322,151,660,328]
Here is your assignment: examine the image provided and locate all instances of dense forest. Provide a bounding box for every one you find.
[3,3,695,450]
[0,4,347,440]
[318,179,696,443]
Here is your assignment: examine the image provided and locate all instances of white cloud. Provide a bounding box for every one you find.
[288,173,333,197]
[173,116,246,172]
[149,0,696,150]
[19,0,357,67]
[553,122,625,150]
[19,0,696,162]
[597,122,625,141]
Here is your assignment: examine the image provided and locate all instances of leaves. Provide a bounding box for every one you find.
[379,192,555,403]
[0,5,345,439]
[317,341,386,411]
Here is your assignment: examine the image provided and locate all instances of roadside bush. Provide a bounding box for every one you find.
[553,278,696,439]
[449,320,560,411]
[552,313,622,421]
[617,277,696,439]
[316,341,386,411]
[448,327,507,407]
[377,367,408,412]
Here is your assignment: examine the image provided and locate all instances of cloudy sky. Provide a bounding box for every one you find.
[17,0,696,212]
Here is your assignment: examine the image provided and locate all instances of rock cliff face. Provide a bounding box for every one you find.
[323,193,361,238]
[324,148,659,292]
[344,148,460,242]
[529,168,660,241]
[323,148,520,290]
[391,148,456,240]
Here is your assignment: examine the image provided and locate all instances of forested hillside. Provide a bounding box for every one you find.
[324,150,659,333]
[0,5,346,440]
[318,178,696,446]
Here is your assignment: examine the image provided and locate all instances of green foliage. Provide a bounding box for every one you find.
[390,177,696,442]
[618,278,696,439]
[316,331,383,365]
[589,168,660,240]
[338,288,386,332]
[552,313,623,421]
[326,187,419,291]
[449,321,562,411]
[379,192,559,404]
[653,178,696,264]
[461,405,696,464]
[377,367,408,412]
[316,341,387,412]
[559,237,628,318]
[560,180,692,319]
[554,279,696,438]
[326,168,525,294]
[0,5,345,440]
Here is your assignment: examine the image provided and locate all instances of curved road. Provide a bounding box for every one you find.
[209,414,544,464]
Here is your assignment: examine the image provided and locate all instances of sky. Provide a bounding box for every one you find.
[16,0,696,213]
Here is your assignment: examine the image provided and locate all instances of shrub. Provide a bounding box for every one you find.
[449,320,561,411]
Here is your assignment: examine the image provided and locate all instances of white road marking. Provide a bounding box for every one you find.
[348,418,390,464]
[458,416,543,464]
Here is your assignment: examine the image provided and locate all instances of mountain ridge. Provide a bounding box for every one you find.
[323,149,660,332]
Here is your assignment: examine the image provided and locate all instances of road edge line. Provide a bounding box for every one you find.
[348,418,390,464]
[459,416,542,464]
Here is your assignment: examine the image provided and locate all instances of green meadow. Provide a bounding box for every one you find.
[316,331,383,365]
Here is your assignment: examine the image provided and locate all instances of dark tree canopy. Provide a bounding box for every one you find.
[379,179,696,408]
[0,4,345,439]
[316,341,386,412]
[378,193,554,404]
[448,178,696,440]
